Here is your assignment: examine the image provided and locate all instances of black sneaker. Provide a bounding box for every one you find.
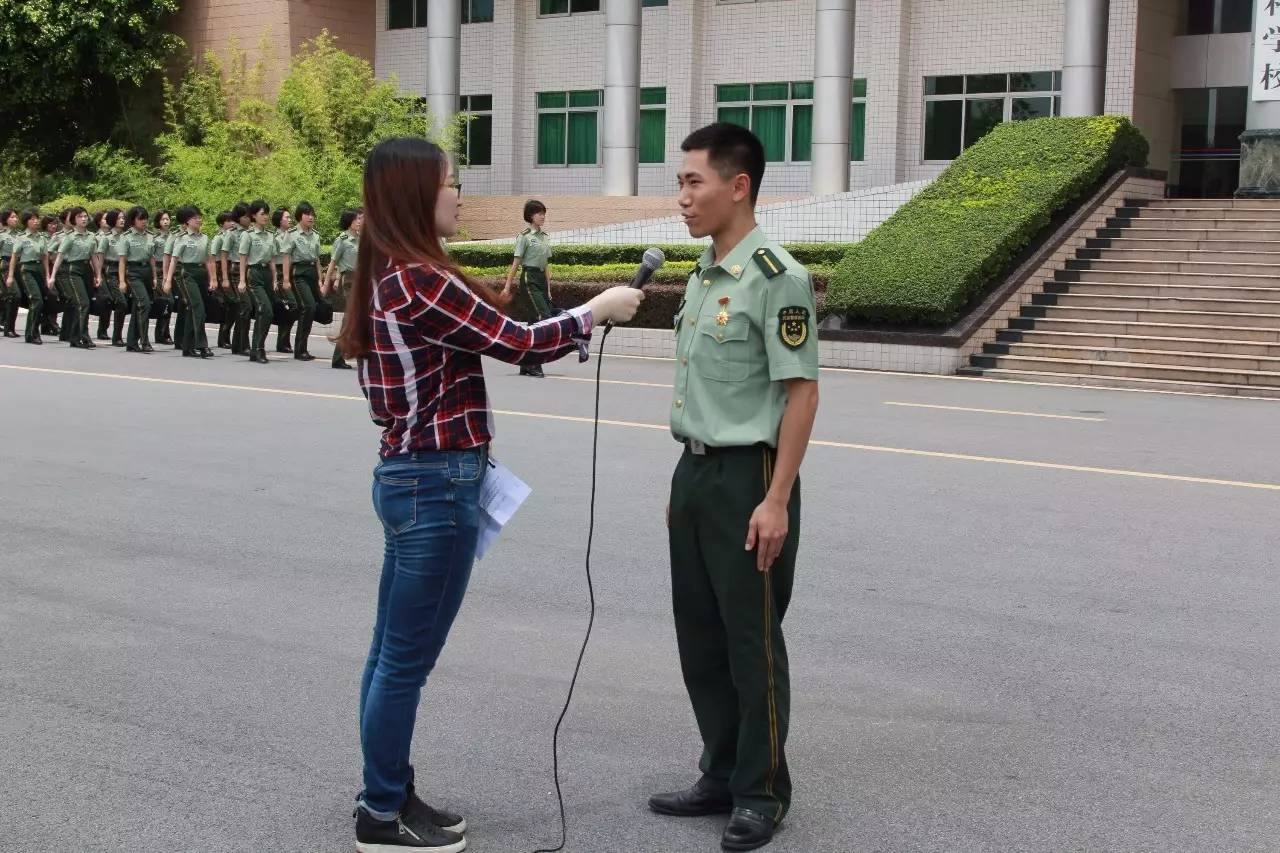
[354,807,465,853]
[404,782,466,834]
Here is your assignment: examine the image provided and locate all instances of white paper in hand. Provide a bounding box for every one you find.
[475,459,531,560]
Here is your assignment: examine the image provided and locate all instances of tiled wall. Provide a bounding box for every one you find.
[372,0,1152,198]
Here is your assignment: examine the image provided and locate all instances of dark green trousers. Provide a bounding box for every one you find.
[668,444,799,823]
[19,263,44,341]
[99,267,127,340]
[273,265,297,351]
[331,271,350,367]
[124,263,152,347]
[217,271,241,349]
[520,266,552,320]
[0,261,19,333]
[180,263,209,352]
[246,265,273,352]
[55,267,76,341]
[65,262,92,341]
[233,267,252,353]
[292,265,318,355]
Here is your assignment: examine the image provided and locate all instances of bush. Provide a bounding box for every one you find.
[463,262,833,287]
[827,115,1149,326]
[38,194,90,214]
[450,242,850,269]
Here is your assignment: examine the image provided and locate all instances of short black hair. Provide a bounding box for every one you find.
[67,206,87,224]
[125,206,149,227]
[40,215,57,231]
[0,208,14,225]
[231,202,249,221]
[522,199,547,224]
[295,201,314,219]
[216,211,232,227]
[681,122,767,204]
[271,208,288,229]
[338,208,360,231]
[248,199,270,218]
[152,209,170,229]
[175,205,201,226]
[20,209,39,226]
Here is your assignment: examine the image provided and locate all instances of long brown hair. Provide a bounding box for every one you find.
[337,137,503,359]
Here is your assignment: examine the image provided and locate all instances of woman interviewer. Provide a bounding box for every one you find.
[336,137,643,853]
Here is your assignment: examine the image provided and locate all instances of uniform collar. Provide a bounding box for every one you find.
[697,227,766,281]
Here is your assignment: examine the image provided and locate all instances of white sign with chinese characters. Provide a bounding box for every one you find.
[1254,0,1280,101]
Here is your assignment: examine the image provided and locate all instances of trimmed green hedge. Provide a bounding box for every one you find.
[450,241,851,268]
[826,116,1149,326]
[462,261,834,287]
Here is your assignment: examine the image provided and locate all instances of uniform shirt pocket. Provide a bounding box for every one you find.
[695,313,751,382]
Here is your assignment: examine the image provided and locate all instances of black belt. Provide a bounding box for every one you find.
[20,260,41,267]
[181,261,206,268]
[127,260,150,268]
[248,262,268,270]
[682,439,771,456]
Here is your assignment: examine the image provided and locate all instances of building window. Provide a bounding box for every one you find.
[387,0,428,29]
[538,0,600,15]
[717,81,817,162]
[459,95,492,167]
[850,77,867,162]
[639,87,666,164]
[642,0,668,6]
[1181,0,1252,35]
[463,0,493,23]
[537,90,601,166]
[922,71,1061,161]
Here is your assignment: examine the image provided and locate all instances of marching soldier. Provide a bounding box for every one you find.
[237,200,277,363]
[151,210,174,347]
[40,215,61,338]
[649,124,819,853]
[503,199,554,377]
[211,212,240,350]
[0,209,20,337]
[322,207,360,370]
[117,206,155,353]
[163,205,216,359]
[48,207,97,348]
[94,210,128,346]
[283,202,322,361]
[6,210,45,343]
[229,203,253,355]
[270,207,298,354]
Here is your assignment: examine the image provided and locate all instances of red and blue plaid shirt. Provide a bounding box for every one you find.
[358,260,592,458]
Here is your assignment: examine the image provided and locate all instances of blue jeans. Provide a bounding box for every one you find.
[358,447,488,818]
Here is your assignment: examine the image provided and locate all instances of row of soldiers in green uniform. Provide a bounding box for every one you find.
[0,201,362,367]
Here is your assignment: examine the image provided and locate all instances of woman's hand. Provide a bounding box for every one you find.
[586,286,645,326]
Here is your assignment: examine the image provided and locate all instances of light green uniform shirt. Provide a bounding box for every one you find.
[15,232,46,263]
[513,228,552,269]
[218,225,241,258]
[152,230,169,262]
[58,230,97,262]
[289,226,321,262]
[97,229,123,261]
[171,228,210,263]
[116,229,154,263]
[163,232,178,258]
[670,228,819,448]
[272,229,292,263]
[0,230,17,263]
[48,230,65,255]
[238,225,275,266]
[331,230,358,273]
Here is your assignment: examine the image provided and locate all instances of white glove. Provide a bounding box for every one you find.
[586,285,645,326]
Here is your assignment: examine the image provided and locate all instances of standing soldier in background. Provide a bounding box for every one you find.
[151,210,174,348]
[49,207,97,348]
[94,209,128,346]
[283,202,321,361]
[164,205,215,359]
[229,203,253,355]
[211,212,239,351]
[322,207,360,370]
[270,207,298,354]
[238,200,277,364]
[503,199,554,378]
[117,206,155,353]
[6,210,45,343]
[50,211,76,343]
[40,215,61,339]
[0,209,20,337]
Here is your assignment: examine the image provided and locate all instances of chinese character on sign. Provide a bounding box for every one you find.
[1266,26,1280,52]
[1262,64,1280,90]
[1269,0,1280,16]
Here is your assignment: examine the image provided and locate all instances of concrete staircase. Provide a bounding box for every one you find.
[960,198,1280,399]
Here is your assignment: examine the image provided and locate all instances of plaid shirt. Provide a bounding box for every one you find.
[359,260,592,458]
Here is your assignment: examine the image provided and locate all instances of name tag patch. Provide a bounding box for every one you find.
[777,306,809,349]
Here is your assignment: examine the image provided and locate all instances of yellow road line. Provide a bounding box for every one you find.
[4,362,1278,491]
[884,401,1106,422]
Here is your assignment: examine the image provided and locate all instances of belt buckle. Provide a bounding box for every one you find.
[688,439,707,456]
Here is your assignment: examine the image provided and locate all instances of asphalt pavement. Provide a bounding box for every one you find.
[1,327,1277,853]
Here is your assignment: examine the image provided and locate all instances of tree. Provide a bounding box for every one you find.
[0,0,182,165]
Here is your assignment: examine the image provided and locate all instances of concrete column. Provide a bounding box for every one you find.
[426,0,461,143]
[810,0,856,195]
[1060,0,1108,117]
[603,0,642,196]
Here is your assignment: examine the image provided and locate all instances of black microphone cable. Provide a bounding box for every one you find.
[530,321,613,853]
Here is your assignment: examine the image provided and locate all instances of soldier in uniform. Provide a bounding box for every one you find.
[93,210,128,346]
[48,207,97,348]
[6,210,45,343]
[322,207,360,370]
[502,199,554,377]
[283,201,322,361]
[40,215,61,339]
[237,200,278,363]
[648,124,819,853]
[117,206,155,353]
[151,210,174,347]
[0,209,20,337]
[49,211,77,343]
[211,212,240,350]
[163,205,216,359]
[229,203,254,355]
[270,207,298,354]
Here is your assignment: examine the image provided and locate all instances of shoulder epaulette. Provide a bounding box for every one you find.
[691,264,702,278]
[752,247,786,279]
[519,227,532,236]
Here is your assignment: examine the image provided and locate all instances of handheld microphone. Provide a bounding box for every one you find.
[629,247,666,289]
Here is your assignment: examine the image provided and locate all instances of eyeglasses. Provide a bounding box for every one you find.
[445,180,463,198]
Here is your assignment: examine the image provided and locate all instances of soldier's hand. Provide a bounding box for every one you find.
[283,280,293,291]
[163,284,172,295]
[119,283,127,293]
[238,283,247,293]
[745,497,788,572]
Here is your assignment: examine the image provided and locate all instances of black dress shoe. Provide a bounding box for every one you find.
[127,344,142,353]
[648,777,733,817]
[332,361,353,370]
[96,332,109,341]
[3,331,18,338]
[112,339,124,347]
[182,350,197,357]
[81,338,97,349]
[198,348,215,359]
[294,352,316,361]
[721,808,777,851]
[28,338,43,345]
[141,344,155,353]
[276,342,293,353]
